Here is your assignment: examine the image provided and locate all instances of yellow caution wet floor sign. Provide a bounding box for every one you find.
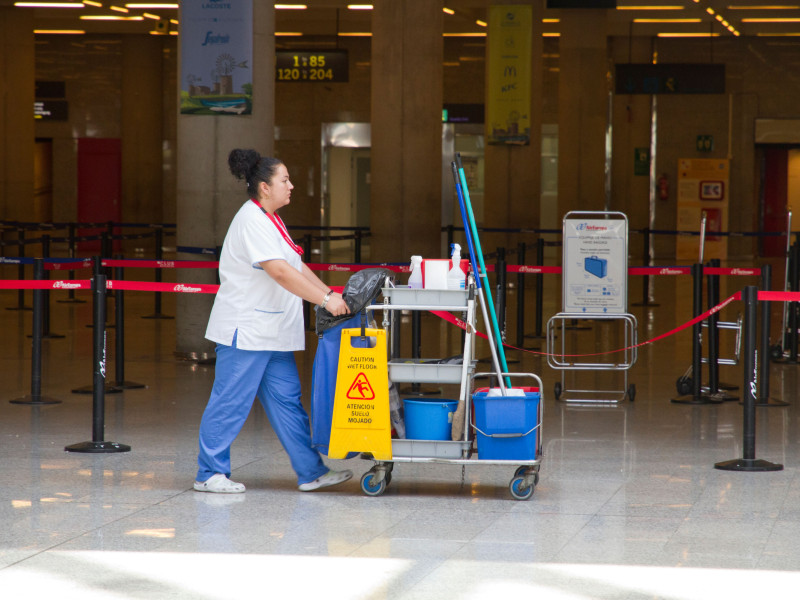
[328,328,392,460]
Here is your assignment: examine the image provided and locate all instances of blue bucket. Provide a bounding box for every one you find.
[403,398,458,441]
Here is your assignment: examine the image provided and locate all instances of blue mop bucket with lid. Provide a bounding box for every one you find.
[403,398,458,440]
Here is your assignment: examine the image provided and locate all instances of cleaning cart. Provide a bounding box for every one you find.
[351,279,544,500]
[344,155,545,500]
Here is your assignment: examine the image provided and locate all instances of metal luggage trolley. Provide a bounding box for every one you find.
[359,279,544,500]
[547,211,638,404]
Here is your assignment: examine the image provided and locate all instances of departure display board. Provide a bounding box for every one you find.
[275,50,348,83]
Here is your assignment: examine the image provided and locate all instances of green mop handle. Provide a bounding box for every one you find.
[455,153,510,379]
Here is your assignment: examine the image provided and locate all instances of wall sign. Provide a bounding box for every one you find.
[275,50,348,83]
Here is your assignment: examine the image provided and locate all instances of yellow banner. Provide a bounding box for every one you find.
[676,158,730,260]
[487,5,532,145]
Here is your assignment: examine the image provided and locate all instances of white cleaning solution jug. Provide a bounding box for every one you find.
[408,255,423,288]
[447,243,465,290]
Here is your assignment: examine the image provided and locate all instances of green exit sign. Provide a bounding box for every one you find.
[697,135,714,152]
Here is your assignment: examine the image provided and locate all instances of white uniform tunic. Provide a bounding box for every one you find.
[205,200,305,351]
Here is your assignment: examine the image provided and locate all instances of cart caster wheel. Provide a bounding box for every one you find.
[360,471,387,497]
[554,382,562,401]
[509,476,534,501]
[627,384,636,402]
[513,466,539,485]
[676,376,692,396]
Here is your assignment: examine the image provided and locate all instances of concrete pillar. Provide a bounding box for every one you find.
[483,0,544,253]
[557,10,610,214]
[122,36,163,224]
[175,3,274,357]
[371,0,443,263]
[0,7,34,221]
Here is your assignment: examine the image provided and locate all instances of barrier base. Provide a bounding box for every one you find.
[10,395,61,405]
[28,333,66,339]
[65,440,131,453]
[671,393,725,405]
[71,384,123,394]
[700,388,739,402]
[714,458,783,472]
[142,313,174,320]
[109,380,147,390]
[771,356,800,365]
[754,397,791,408]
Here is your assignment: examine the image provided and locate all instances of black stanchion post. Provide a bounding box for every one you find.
[633,227,656,307]
[398,311,440,396]
[792,242,800,360]
[715,285,782,471]
[706,263,720,395]
[302,234,312,330]
[214,245,222,286]
[496,246,506,341]
[757,264,789,407]
[111,255,145,390]
[355,228,362,263]
[142,227,173,319]
[673,263,720,404]
[66,273,131,454]
[58,223,84,304]
[446,224,454,255]
[7,227,31,311]
[704,260,735,398]
[516,242,525,348]
[73,258,121,394]
[10,258,61,405]
[39,235,63,339]
[535,237,544,338]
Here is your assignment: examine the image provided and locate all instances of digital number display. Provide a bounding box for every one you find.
[275,50,348,83]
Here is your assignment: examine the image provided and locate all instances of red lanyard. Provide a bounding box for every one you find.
[251,199,304,256]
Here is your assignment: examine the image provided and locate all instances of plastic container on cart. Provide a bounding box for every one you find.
[388,358,466,384]
[472,388,540,460]
[403,398,458,440]
[383,285,468,307]
[391,439,471,459]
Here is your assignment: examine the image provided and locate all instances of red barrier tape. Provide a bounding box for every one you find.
[434,292,745,358]
[305,263,409,273]
[108,280,219,293]
[103,259,218,269]
[0,280,91,290]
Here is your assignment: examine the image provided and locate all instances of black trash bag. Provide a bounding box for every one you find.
[315,267,393,334]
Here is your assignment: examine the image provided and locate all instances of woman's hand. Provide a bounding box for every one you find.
[325,292,350,316]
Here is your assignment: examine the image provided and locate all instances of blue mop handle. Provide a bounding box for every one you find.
[455,154,509,376]
[450,162,481,289]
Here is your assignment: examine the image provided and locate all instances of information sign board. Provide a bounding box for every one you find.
[562,213,628,314]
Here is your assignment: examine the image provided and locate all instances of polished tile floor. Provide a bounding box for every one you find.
[2,259,800,599]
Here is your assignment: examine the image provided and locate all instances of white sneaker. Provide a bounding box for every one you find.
[193,473,245,494]
[298,469,353,492]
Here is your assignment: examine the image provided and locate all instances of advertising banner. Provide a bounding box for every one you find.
[563,216,627,314]
[180,0,253,115]
[487,5,532,145]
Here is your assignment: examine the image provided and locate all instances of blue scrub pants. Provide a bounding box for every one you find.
[196,337,329,486]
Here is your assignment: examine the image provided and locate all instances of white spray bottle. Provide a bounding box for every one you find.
[447,243,465,290]
[408,255,423,288]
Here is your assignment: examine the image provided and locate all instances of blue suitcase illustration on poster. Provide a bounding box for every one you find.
[584,256,607,279]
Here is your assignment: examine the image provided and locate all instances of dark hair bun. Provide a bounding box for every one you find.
[228,148,260,180]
